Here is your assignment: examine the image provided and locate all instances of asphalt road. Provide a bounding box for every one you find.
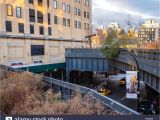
[95,78,147,111]
[106,79,138,110]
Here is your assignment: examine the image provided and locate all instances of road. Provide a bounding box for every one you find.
[107,79,137,110]
[94,77,147,111]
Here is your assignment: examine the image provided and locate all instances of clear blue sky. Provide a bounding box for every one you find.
[92,0,160,28]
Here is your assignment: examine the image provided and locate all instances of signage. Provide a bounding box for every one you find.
[126,71,138,99]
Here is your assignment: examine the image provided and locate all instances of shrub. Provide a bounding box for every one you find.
[0,69,118,115]
[0,71,43,114]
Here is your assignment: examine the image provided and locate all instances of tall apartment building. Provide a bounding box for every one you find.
[0,0,92,68]
[138,20,160,43]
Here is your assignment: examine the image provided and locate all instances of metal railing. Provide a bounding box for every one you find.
[0,64,139,115]
[43,76,140,115]
[119,49,160,61]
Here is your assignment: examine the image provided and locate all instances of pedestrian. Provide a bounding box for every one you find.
[150,103,156,114]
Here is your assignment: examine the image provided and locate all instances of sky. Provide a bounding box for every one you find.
[92,0,160,29]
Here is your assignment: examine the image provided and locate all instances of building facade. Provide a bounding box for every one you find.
[0,0,92,67]
[138,20,160,43]
[107,22,121,32]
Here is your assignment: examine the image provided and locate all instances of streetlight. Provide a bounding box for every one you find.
[120,48,140,112]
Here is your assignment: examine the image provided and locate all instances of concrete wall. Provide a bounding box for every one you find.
[0,38,86,66]
[0,0,92,66]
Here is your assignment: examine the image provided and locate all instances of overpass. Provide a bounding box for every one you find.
[1,48,159,114]
[65,48,160,93]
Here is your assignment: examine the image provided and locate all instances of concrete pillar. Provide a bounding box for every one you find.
[61,68,71,100]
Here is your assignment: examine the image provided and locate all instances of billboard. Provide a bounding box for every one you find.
[126,71,138,99]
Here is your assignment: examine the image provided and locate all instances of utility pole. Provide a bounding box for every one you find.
[85,34,96,48]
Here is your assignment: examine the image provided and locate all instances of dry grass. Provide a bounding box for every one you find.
[0,69,118,115]
[0,69,44,115]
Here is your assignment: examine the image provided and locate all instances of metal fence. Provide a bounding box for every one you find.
[0,64,139,115]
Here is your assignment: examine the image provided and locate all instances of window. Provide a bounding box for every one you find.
[30,24,34,34]
[75,0,80,3]
[18,23,24,33]
[29,0,33,4]
[87,12,89,18]
[62,3,66,12]
[29,9,35,22]
[87,23,89,30]
[84,0,86,5]
[34,60,43,64]
[11,61,24,66]
[54,16,58,24]
[31,45,44,56]
[6,4,13,16]
[67,5,70,13]
[84,23,86,30]
[37,11,43,23]
[67,19,70,27]
[54,0,58,9]
[74,21,77,28]
[63,18,66,26]
[74,7,77,15]
[78,9,81,16]
[38,0,43,6]
[84,11,86,18]
[16,7,21,18]
[39,26,44,35]
[48,13,51,25]
[84,0,89,6]
[78,22,81,29]
[47,0,49,8]
[86,0,89,6]
[48,27,52,35]
[5,21,12,32]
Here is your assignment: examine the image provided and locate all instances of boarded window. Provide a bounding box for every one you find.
[31,45,44,56]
